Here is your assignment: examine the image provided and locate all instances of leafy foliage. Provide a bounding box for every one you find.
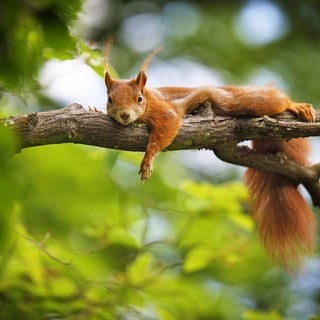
[0,146,235,318]
[0,140,312,319]
[0,0,83,93]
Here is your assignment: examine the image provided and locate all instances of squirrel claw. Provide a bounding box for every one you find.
[139,169,151,182]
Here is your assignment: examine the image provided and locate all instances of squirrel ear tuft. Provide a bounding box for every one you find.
[104,71,114,89]
[135,71,147,89]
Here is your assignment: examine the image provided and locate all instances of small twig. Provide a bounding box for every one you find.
[17,231,71,266]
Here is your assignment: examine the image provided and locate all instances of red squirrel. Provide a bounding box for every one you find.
[104,46,316,269]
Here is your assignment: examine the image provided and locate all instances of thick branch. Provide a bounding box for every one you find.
[2,103,320,150]
[2,103,320,205]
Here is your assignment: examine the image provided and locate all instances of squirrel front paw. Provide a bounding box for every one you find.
[139,158,153,181]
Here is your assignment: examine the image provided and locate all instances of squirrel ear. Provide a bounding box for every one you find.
[104,71,114,89]
[135,71,147,90]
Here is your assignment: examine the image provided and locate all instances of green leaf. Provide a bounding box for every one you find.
[126,253,155,287]
[108,227,140,249]
[157,308,177,320]
[183,245,213,273]
[242,310,284,320]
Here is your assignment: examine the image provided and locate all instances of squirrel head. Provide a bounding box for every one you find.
[105,71,147,125]
[103,43,161,125]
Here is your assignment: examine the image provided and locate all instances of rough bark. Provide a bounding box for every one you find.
[2,103,320,205]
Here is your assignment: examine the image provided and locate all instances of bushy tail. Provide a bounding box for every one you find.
[244,138,316,270]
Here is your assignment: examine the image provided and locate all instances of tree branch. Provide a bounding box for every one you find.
[2,103,320,205]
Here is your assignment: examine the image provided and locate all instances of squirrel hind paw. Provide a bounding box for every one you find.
[288,103,316,122]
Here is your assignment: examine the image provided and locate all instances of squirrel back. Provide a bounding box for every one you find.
[244,138,316,269]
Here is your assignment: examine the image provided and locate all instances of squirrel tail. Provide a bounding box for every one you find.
[244,138,316,270]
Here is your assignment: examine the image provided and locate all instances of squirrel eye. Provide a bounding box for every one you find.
[108,97,112,104]
[137,95,143,103]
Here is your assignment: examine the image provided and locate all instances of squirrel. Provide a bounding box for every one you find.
[103,45,316,269]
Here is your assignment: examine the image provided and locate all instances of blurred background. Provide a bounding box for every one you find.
[0,0,320,319]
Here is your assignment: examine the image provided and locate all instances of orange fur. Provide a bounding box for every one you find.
[104,47,316,268]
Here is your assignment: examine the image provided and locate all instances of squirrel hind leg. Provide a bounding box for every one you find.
[287,103,315,122]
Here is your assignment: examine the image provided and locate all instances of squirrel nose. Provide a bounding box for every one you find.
[120,112,130,121]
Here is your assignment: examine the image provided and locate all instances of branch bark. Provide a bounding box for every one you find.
[2,103,320,205]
